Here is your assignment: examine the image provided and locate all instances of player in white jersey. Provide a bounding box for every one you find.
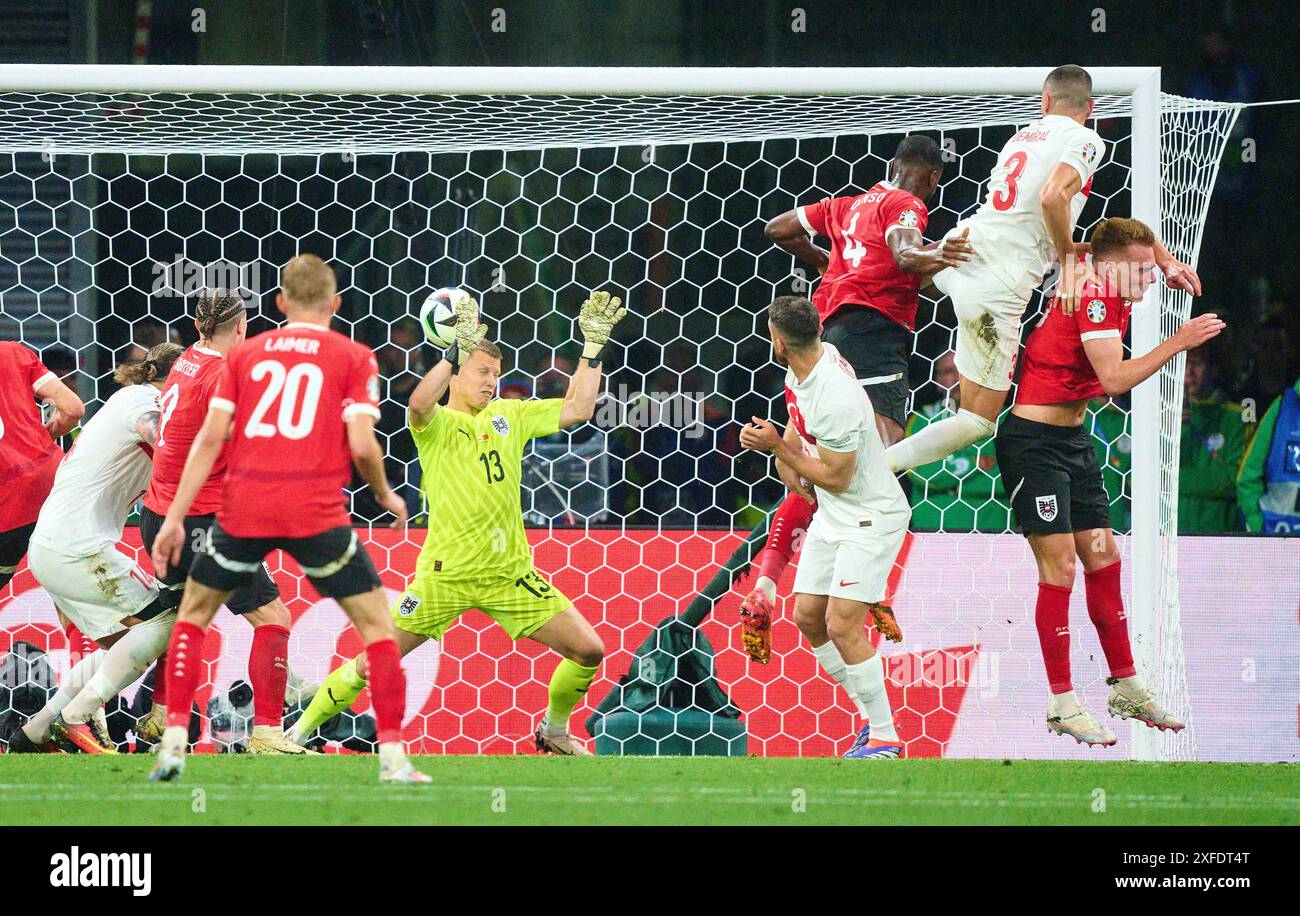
[740,296,909,759]
[885,65,1203,473]
[11,344,182,755]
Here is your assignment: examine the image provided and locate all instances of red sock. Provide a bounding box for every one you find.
[64,622,94,666]
[151,653,168,706]
[1036,582,1073,694]
[754,492,816,584]
[1084,561,1136,680]
[164,621,207,731]
[249,624,291,727]
[364,638,405,745]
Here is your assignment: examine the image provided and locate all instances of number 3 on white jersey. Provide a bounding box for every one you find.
[244,360,324,440]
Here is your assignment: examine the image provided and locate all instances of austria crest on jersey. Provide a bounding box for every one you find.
[1035,494,1059,522]
[492,415,510,436]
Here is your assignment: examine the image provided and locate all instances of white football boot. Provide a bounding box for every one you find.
[1106,677,1186,732]
[1046,693,1117,747]
[149,726,188,781]
[378,742,432,784]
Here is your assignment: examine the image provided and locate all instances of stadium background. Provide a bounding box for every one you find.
[0,0,1296,763]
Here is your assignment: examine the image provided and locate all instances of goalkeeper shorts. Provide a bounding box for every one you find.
[390,567,573,640]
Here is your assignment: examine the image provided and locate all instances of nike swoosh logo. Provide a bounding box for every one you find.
[838,580,859,587]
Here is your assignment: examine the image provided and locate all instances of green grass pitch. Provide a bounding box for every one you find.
[1,755,1295,825]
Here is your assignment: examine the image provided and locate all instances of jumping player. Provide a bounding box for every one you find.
[136,289,306,755]
[886,65,1202,476]
[0,341,83,592]
[994,218,1222,745]
[740,296,910,758]
[738,134,973,662]
[148,255,423,783]
[288,290,625,755]
[12,345,180,754]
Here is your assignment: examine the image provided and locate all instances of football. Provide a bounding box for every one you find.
[418,287,474,347]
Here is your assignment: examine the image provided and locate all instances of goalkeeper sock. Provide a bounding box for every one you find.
[364,639,406,745]
[844,654,898,742]
[24,649,103,742]
[883,408,996,472]
[64,612,174,723]
[1036,582,1074,694]
[1083,561,1137,680]
[543,658,600,734]
[751,492,815,600]
[296,657,368,737]
[164,620,207,731]
[249,624,291,727]
[811,640,868,718]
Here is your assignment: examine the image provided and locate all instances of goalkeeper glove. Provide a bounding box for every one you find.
[578,289,627,364]
[443,293,487,371]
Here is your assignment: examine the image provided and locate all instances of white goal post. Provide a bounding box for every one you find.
[0,65,1240,761]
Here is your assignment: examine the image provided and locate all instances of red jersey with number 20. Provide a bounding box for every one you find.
[798,180,929,330]
[1015,282,1131,405]
[211,322,382,538]
[144,344,227,517]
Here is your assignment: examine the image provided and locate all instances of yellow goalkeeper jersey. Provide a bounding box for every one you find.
[409,397,564,581]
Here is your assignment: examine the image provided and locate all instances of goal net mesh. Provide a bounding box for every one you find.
[0,85,1238,760]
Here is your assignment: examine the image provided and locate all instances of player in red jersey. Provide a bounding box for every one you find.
[0,341,83,592]
[995,218,1223,745]
[135,290,305,755]
[737,135,973,662]
[147,255,427,784]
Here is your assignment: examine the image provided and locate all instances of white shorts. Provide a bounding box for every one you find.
[792,522,907,605]
[27,540,160,640]
[933,261,1030,392]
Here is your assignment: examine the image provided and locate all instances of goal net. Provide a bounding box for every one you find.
[0,66,1239,761]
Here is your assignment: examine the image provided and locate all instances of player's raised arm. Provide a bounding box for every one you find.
[1040,162,1090,315]
[559,289,627,429]
[889,225,973,276]
[765,209,830,276]
[410,291,487,429]
[152,403,233,576]
[34,374,84,436]
[1083,313,1224,397]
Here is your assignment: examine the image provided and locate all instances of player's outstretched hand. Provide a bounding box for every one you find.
[740,416,782,453]
[151,517,186,579]
[1173,312,1226,351]
[452,292,487,363]
[377,489,409,529]
[938,227,974,268]
[1161,258,1203,297]
[1052,256,1099,317]
[578,290,627,359]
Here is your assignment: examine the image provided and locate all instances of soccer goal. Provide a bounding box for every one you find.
[0,65,1239,761]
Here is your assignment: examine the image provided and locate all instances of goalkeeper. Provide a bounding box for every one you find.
[289,290,627,754]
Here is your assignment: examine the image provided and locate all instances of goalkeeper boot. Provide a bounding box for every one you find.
[4,722,60,753]
[149,726,188,782]
[534,722,592,756]
[738,588,773,664]
[1046,697,1117,747]
[844,734,904,760]
[378,743,432,784]
[868,601,904,643]
[1106,677,1185,732]
[247,725,320,755]
[50,712,117,754]
[844,723,873,756]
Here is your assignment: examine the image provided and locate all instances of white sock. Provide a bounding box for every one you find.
[884,408,996,472]
[541,717,568,738]
[23,649,104,742]
[378,741,407,768]
[844,654,898,742]
[63,613,175,723]
[1115,675,1145,694]
[1048,689,1080,718]
[755,575,776,603]
[811,640,868,718]
[251,724,284,738]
